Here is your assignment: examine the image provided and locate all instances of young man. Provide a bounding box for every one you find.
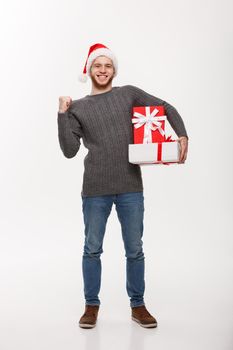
[57,43,189,329]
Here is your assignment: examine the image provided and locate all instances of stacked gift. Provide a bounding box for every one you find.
[128,106,180,165]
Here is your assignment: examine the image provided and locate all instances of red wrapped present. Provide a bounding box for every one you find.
[132,106,167,144]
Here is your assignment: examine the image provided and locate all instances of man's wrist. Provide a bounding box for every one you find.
[179,135,189,141]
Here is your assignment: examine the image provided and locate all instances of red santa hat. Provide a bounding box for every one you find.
[78,43,118,83]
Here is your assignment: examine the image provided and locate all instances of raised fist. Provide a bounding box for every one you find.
[58,96,72,113]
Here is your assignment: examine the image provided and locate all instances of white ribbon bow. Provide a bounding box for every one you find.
[132,106,167,144]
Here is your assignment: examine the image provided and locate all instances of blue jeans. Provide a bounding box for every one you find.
[81,191,145,308]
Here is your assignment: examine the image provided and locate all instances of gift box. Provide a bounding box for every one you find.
[129,105,181,165]
[129,139,180,165]
[132,105,167,144]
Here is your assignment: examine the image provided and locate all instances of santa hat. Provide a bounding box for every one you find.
[78,43,118,83]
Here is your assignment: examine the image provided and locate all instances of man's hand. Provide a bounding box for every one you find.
[58,96,72,113]
[178,136,188,163]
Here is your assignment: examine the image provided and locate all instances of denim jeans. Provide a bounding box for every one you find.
[81,191,145,308]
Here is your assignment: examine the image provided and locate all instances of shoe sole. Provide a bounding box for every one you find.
[79,323,96,328]
[132,316,157,328]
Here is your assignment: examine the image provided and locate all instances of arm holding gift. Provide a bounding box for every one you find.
[178,136,188,163]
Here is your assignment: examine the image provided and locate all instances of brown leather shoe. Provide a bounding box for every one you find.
[79,304,100,328]
[131,305,158,328]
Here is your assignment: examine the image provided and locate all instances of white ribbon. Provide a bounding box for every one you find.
[132,106,167,144]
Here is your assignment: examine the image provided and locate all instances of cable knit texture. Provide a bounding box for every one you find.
[57,85,188,197]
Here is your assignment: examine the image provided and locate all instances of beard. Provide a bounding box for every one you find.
[90,73,114,90]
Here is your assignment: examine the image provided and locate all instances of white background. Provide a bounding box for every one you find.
[0,0,232,349]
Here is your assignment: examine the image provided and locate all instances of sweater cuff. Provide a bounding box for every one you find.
[178,135,189,140]
[58,111,68,116]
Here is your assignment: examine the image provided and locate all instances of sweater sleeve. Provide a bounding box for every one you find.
[57,109,84,158]
[127,85,189,139]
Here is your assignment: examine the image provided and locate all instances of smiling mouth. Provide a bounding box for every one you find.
[97,75,108,78]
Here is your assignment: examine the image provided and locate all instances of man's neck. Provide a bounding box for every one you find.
[90,84,113,96]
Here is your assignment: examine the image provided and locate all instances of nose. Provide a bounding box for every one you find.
[99,65,107,73]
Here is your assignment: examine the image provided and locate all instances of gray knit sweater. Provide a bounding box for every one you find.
[57,85,188,197]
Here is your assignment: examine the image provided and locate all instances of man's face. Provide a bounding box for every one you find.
[90,56,115,88]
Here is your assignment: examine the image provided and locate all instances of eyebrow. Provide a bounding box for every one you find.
[93,63,113,66]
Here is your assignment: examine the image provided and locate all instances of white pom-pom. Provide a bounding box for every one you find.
[78,73,88,83]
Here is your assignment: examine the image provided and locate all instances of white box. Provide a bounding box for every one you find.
[128,141,180,164]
